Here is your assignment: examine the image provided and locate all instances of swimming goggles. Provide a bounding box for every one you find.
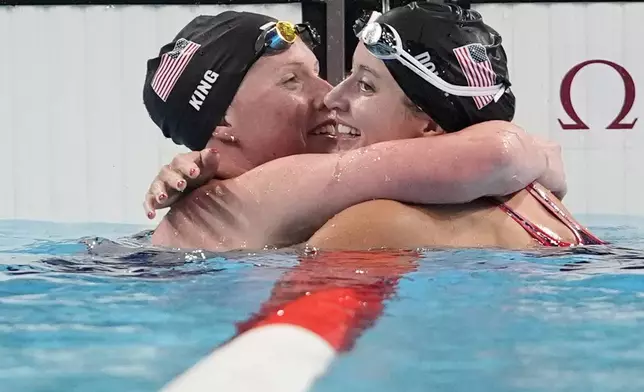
[354,12,506,99]
[254,21,320,56]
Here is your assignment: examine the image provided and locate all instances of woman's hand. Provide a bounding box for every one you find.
[143,148,220,219]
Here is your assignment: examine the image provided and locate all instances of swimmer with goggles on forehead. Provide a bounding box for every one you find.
[354,10,508,102]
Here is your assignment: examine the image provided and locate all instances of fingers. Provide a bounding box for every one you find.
[144,179,184,219]
[143,169,182,220]
[143,181,169,219]
[171,152,202,180]
[143,194,157,220]
[143,149,219,219]
[197,148,221,179]
[200,148,220,169]
[159,165,188,193]
[165,149,216,189]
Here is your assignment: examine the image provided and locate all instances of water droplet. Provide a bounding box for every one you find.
[332,160,343,181]
[303,245,318,255]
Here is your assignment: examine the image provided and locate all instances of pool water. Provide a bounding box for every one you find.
[1,216,644,392]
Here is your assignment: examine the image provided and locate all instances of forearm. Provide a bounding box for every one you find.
[334,121,548,204]
[234,121,548,245]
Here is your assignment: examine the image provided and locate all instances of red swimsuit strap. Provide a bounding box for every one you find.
[525,183,607,246]
[496,202,574,247]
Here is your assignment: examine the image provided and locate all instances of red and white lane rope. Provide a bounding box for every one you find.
[162,250,418,392]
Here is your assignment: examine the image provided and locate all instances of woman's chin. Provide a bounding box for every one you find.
[305,134,338,154]
[331,134,364,152]
[305,133,366,153]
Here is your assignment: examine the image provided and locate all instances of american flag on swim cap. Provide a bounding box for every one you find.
[151,38,201,102]
[453,43,497,110]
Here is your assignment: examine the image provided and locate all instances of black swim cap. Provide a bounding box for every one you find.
[374,2,515,132]
[143,11,277,151]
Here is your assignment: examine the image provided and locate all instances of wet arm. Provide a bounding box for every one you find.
[227,120,549,246]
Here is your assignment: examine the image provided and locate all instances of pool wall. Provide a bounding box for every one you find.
[474,1,644,219]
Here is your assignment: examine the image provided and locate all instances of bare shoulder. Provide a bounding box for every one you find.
[325,199,422,227]
[150,180,243,250]
[306,199,430,250]
[337,199,410,216]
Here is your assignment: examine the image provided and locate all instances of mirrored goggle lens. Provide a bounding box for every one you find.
[275,21,297,43]
[360,23,397,58]
[366,42,396,57]
[261,21,296,52]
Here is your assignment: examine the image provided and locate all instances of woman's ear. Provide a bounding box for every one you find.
[423,118,445,135]
[210,109,241,144]
[212,126,240,145]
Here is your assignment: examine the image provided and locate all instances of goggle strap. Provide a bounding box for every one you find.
[259,21,276,31]
[380,22,506,98]
[397,50,504,97]
[493,85,507,102]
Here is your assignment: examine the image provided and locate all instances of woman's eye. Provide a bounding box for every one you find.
[282,74,298,84]
[358,80,374,92]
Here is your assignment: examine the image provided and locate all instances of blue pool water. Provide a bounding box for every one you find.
[1,216,644,392]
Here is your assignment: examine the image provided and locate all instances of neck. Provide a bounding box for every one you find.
[207,142,256,179]
[217,158,253,179]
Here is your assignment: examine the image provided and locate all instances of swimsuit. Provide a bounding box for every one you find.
[493,183,606,247]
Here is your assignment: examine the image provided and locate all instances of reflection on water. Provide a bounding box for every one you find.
[0,218,643,392]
